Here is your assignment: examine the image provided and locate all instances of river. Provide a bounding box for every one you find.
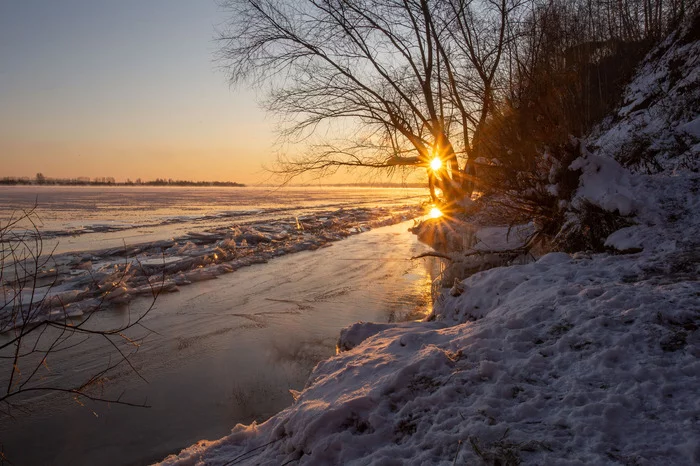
[0,220,440,465]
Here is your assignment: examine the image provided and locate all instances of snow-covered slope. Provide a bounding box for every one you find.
[157,22,700,466]
[589,16,700,173]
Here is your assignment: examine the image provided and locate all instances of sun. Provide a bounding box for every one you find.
[430,157,442,171]
[429,207,443,219]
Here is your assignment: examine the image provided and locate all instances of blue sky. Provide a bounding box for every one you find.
[0,0,275,183]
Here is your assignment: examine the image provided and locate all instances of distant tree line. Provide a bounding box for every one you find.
[0,173,245,187]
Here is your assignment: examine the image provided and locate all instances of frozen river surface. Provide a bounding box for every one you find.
[0,186,426,330]
[0,185,425,253]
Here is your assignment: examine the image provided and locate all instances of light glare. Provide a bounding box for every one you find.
[429,207,442,219]
[430,157,442,171]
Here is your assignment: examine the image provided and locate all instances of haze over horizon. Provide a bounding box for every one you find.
[0,1,280,184]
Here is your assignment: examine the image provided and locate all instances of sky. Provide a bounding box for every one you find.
[0,0,279,184]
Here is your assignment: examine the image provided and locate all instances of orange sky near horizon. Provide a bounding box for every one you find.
[0,0,276,184]
[0,1,425,186]
[0,85,278,184]
[0,1,430,186]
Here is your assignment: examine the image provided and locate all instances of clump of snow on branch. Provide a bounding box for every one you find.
[569,150,639,216]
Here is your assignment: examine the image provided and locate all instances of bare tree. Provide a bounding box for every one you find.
[218,0,516,209]
[218,0,695,211]
[0,208,161,416]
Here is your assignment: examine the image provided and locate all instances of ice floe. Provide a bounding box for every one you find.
[1,205,420,330]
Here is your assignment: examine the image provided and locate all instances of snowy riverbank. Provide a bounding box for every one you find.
[157,169,699,466]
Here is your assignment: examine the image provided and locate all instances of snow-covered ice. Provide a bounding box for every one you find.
[0,205,419,330]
